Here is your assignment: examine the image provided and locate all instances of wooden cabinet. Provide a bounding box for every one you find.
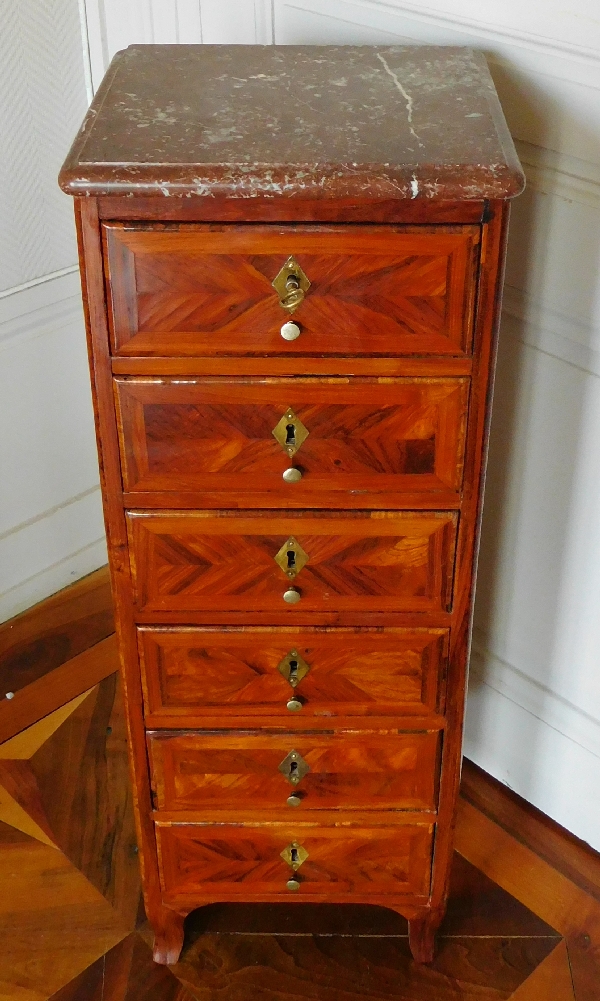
[60,43,523,967]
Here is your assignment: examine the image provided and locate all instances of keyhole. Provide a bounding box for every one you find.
[285,423,296,446]
[287,550,296,569]
[290,846,299,864]
[289,761,299,782]
[289,660,298,686]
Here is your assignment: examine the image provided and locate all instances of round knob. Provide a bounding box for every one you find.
[283,587,301,604]
[282,467,302,484]
[286,793,302,807]
[280,321,301,341]
[286,695,303,712]
[286,877,301,891]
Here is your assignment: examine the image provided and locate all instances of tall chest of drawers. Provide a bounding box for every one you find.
[60,44,523,965]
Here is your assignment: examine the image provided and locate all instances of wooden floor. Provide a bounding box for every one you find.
[1,569,599,1000]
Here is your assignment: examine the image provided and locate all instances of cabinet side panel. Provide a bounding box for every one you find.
[430,200,511,912]
[75,197,172,930]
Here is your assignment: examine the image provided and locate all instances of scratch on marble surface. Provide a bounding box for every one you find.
[410,174,419,198]
[376,52,423,146]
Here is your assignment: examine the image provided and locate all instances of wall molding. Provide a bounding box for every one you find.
[517,140,600,207]
[276,0,600,90]
[0,271,83,351]
[0,265,79,302]
[303,0,600,67]
[502,288,600,380]
[255,0,275,43]
[469,633,600,760]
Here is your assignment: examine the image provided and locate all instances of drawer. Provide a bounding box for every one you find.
[104,224,479,357]
[139,627,448,722]
[147,730,441,812]
[127,510,458,615]
[115,377,469,504]
[155,821,434,900]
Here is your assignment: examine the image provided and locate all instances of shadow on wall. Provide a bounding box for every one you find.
[468,59,600,835]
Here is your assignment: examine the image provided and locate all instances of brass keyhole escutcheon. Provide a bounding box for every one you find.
[274,537,309,579]
[281,840,309,870]
[278,650,310,710]
[279,750,310,786]
[272,408,309,458]
[272,257,311,313]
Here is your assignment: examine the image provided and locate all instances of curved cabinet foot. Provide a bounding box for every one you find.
[151,908,186,965]
[408,909,444,964]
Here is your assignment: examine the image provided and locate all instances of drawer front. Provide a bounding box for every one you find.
[156,822,434,899]
[127,511,458,614]
[104,225,478,357]
[116,378,469,500]
[148,731,441,812]
[139,627,448,721]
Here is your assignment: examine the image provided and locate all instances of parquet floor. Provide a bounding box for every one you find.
[0,569,599,1000]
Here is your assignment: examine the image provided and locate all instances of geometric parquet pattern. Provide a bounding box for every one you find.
[0,570,599,999]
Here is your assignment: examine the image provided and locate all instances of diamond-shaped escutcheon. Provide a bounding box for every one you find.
[280,841,309,870]
[272,408,309,458]
[272,256,311,312]
[279,749,310,786]
[274,537,309,579]
[277,650,311,687]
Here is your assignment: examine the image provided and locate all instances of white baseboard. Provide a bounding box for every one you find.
[465,660,600,851]
[0,488,107,622]
[0,536,108,626]
[469,634,600,760]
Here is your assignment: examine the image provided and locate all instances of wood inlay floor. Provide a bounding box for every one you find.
[0,569,598,1000]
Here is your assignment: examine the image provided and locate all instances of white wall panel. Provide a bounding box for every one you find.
[0,1,88,291]
[0,0,105,625]
[0,285,100,534]
[86,0,273,85]
[464,670,600,851]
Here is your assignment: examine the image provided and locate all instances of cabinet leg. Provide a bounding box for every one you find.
[151,908,186,965]
[408,910,443,964]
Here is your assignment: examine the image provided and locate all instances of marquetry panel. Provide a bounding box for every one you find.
[155,821,434,899]
[138,627,448,722]
[126,511,458,615]
[103,225,479,357]
[147,731,441,813]
[115,378,470,502]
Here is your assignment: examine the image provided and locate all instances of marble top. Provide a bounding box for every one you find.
[59,44,524,201]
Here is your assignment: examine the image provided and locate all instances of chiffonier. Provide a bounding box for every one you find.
[60,44,524,965]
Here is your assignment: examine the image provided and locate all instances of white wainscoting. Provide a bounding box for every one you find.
[0,273,107,622]
[0,0,108,626]
[68,0,600,847]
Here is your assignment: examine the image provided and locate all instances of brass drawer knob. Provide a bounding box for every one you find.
[286,695,303,712]
[283,586,301,604]
[280,321,301,341]
[282,466,302,483]
[286,793,302,807]
[286,876,301,891]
